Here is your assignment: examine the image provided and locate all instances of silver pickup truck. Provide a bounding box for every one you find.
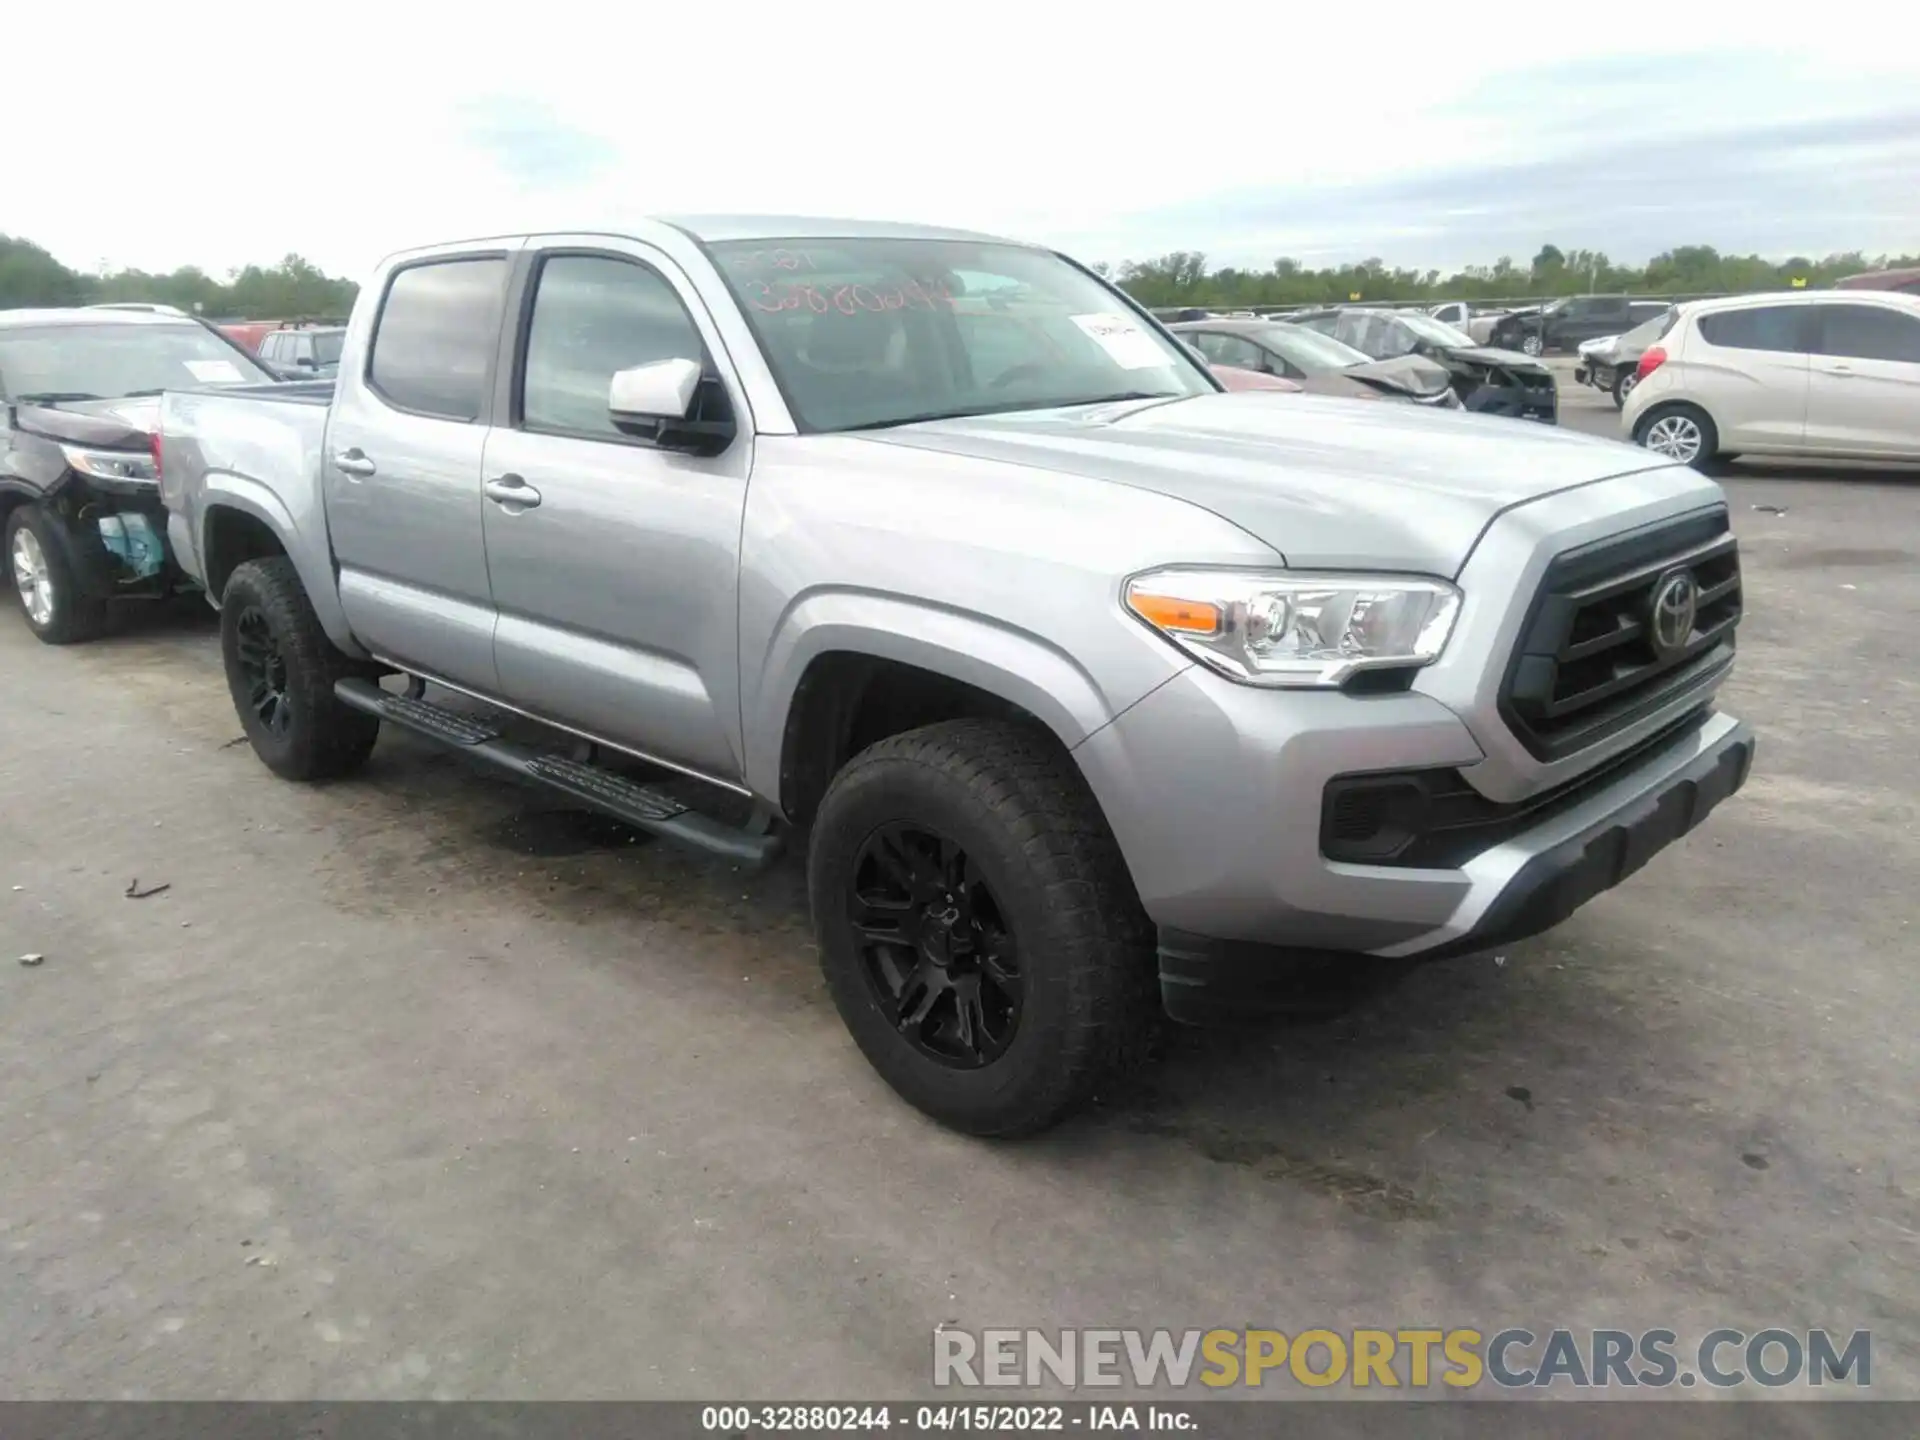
[158,217,1755,1136]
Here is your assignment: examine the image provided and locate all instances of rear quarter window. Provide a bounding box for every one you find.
[1696,306,1806,354]
[367,257,510,420]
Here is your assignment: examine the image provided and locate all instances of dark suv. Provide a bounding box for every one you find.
[1489,296,1670,356]
[2,308,272,642]
[258,324,346,380]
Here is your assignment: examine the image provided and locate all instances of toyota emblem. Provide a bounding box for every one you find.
[1649,569,1698,658]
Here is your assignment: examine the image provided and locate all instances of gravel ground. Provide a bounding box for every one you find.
[3,382,1917,1402]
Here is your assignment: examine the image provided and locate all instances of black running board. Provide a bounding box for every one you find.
[334,678,782,870]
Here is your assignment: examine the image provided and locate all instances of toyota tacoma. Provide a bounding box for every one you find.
[158,219,1755,1136]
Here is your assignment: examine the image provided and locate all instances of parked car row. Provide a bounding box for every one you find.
[1171,319,1461,406]
[1286,308,1559,422]
[6,217,1759,1138]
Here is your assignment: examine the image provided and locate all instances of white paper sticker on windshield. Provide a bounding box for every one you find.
[1070,313,1169,370]
[185,359,244,383]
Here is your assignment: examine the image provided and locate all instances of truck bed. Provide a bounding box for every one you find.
[157,381,340,637]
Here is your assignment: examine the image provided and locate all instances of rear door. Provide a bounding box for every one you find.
[479,239,755,783]
[324,246,518,692]
[1804,302,1920,458]
[1684,304,1811,453]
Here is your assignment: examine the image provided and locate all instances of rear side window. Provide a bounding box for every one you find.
[1813,304,1920,364]
[1696,306,1806,354]
[519,255,709,440]
[367,257,509,421]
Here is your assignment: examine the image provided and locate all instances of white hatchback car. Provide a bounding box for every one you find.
[1623,290,1920,467]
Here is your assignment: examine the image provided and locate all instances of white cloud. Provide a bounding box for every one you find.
[8,0,1916,280]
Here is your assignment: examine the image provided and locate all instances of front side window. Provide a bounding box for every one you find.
[367,257,509,421]
[520,255,709,439]
[1813,304,1920,364]
[313,331,345,365]
[710,238,1213,433]
[0,322,270,401]
[1200,333,1265,370]
[1696,306,1807,354]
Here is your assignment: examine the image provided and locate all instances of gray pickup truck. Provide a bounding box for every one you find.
[158,218,1755,1136]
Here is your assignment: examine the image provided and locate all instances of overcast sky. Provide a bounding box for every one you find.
[12,1,1917,279]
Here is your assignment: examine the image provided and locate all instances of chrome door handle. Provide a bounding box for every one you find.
[333,449,376,478]
[483,474,541,509]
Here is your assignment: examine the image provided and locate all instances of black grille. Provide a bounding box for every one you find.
[1500,507,1741,760]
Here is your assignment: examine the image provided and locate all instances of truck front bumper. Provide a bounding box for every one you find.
[1072,665,1753,1025]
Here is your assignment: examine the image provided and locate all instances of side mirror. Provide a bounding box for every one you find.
[608,357,734,455]
[609,357,701,423]
[295,355,316,369]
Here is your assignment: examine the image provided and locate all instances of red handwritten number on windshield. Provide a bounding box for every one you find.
[730,248,815,273]
[747,278,955,315]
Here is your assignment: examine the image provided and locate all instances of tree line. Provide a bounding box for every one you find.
[5,231,1916,320]
[1,234,358,319]
[1103,243,1919,309]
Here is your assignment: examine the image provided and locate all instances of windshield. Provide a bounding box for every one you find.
[313,331,345,365]
[1253,323,1375,372]
[710,238,1215,432]
[0,322,270,401]
[1396,313,1476,348]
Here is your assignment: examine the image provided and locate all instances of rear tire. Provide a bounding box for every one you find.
[1634,402,1720,469]
[808,719,1158,1137]
[220,556,380,781]
[7,504,111,645]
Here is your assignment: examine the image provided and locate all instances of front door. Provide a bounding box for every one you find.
[324,249,516,692]
[480,242,755,784]
[1804,302,1920,457]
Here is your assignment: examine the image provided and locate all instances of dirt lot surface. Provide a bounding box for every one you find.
[4,387,1917,1400]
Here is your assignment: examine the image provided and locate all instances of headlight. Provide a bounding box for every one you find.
[60,444,157,482]
[1125,569,1461,688]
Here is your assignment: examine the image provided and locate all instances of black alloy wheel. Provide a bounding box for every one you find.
[849,821,1022,1068]
[233,604,294,738]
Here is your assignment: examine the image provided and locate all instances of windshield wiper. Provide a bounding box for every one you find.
[841,392,1180,432]
[118,389,167,398]
[12,391,104,405]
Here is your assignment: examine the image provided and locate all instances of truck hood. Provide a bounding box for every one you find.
[852,392,1674,575]
[11,395,160,450]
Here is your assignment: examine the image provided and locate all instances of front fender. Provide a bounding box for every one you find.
[197,476,363,657]
[742,589,1145,803]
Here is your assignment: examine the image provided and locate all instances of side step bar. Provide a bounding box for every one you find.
[334,678,783,871]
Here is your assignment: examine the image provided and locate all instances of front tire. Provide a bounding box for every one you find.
[1634,402,1719,468]
[1520,333,1545,357]
[7,504,110,645]
[808,719,1158,1137]
[220,557,380,780]
[1612,369,1638,408]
